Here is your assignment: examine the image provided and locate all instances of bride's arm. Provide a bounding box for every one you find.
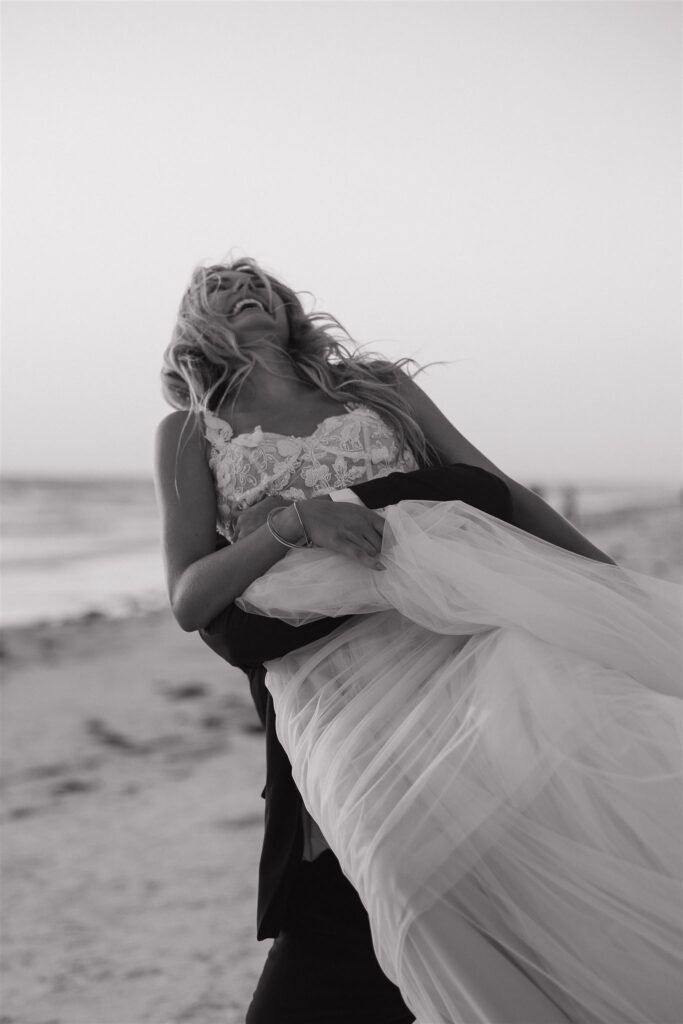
[155,411,303,631]
[154,411,385,632]
[399,376,616,565]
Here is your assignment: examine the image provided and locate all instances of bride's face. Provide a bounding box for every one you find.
[213,273,290,349]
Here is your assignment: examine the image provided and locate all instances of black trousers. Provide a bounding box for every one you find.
[245,851,416,1024]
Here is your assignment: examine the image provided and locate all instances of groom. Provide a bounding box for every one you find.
[200,463,513,1023]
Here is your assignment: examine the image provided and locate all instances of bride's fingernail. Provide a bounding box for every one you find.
[374,562,385,571]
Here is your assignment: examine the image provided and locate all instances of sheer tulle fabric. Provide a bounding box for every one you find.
[238,501,682,1024]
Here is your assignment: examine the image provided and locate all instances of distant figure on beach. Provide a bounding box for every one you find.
[155,256,682,1024]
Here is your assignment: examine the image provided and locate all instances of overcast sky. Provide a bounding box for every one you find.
[3,1,681,484]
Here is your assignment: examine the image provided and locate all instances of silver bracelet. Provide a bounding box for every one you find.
[266,505,312,550]
[292,501,313,548]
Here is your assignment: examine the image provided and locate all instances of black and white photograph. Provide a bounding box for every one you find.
[2,2,681,1022]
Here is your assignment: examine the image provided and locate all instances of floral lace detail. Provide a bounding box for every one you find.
[204,404,419,541]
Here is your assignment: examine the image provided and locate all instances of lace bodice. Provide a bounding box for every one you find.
[204,403,419,541]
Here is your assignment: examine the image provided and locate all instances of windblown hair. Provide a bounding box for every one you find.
[162,256,435,467]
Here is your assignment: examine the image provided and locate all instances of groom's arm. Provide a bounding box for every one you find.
[199,463,513,671]
[351,462,513,522]
[200,600,350,670]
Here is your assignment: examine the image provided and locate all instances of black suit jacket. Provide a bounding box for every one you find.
[200,464,513,938]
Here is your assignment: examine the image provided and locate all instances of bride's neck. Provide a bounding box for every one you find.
[225,360,316,415]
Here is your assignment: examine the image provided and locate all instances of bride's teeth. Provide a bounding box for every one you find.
[233,298,264,315]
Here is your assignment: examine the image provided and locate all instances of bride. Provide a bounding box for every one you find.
[155,257,682,1024]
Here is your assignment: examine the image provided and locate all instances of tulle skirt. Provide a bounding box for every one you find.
[238,501,683,1024]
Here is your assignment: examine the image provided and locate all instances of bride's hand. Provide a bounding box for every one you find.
[234,495,293,541]
[293,498,386,571]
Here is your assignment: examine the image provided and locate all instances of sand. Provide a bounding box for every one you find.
[1,613,265,1024]
[1,503,681,1024]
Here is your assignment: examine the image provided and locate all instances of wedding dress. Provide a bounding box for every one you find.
[205,404,682,1024]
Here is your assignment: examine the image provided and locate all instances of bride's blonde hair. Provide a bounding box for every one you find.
[162,256,435,467]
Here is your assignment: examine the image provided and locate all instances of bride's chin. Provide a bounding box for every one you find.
[236,334,291,358]
[234,325,280,344]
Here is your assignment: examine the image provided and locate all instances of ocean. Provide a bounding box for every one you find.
[1,478,165,628]
[1,476,680,628]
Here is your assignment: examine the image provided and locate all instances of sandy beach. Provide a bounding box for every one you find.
[1,503,681,1024]
[1,612,265,1024]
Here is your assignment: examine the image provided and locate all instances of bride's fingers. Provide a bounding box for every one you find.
[348,528,381,556]
[362,529,385,558]
[354,549,386,571]
[367,511,386,537]
[344,535,385,570]
[372,521,385,545]
[332,535,382,570]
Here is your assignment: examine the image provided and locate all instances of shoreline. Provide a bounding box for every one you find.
[2,497,681,647]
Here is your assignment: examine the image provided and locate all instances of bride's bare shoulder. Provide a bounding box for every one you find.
[154,410,211,488]
[157,408,194,434]
[156,409,206,448]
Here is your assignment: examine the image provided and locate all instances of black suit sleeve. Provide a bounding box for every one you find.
[200,603,349,671]
[199,463,513,671]
[352,463,513,522]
